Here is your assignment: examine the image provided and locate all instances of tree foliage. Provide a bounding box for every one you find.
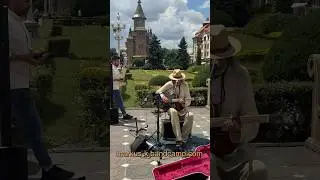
[147,35,164,69]
[177,37,190,70]
[196,46,202,65]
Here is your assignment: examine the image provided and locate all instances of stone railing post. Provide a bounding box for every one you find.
[305,54,320,153]
[206,78,210,109]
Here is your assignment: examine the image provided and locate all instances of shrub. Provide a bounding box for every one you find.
[135,84,149,91]
[48,38,71,57]
[31,65,54,98]
[133,59,145,67]
[149,75,170,86]
[190,87,207,106]
[247,68,263,84]
[245,13,298,36]
[79,67,109,146]
[192,65,210,87]
[212,10,234,27]
[262,9,320,82]
[50,25,63,36]
[125,73,132,80]
[187,65,204,73]
[253,82,312,142]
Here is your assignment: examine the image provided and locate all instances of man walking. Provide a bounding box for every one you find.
[8,0,74,179]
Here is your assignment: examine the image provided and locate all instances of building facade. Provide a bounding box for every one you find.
[192,19,210,63]
[125,0,152,66]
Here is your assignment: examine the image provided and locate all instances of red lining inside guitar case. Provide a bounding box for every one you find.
[152,144,210,180]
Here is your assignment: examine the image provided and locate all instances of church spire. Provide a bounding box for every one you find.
[133,0,146,19]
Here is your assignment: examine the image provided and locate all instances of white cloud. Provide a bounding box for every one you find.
[199,0,210,9]
[110,0,206,53]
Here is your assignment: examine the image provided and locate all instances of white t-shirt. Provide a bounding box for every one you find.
[8,9,31,89]
[112,65,120,90]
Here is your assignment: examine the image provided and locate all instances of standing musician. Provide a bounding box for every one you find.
[210,25,267,180]
[112,55,133,120]
[156,69,193,148]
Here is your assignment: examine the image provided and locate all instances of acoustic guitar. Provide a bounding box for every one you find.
[160,87,193,112]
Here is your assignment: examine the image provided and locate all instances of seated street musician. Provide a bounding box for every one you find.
[156,69,193,148]
[211,25,268,180]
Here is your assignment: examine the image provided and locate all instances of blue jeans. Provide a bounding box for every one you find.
[113,90,126,115]
[11,88,52,168]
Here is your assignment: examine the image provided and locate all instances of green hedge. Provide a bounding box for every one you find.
[79,67,109,146]
[192,65,210,87]
[149,75,170,86]
[50,25,63,37]
[135,87,208,107]
[253,82,312,142]
[48,37,71,57]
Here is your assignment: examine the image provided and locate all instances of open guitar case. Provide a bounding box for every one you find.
[110,62,119,125]
[152,144,210,180]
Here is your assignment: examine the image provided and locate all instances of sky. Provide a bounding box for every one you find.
[110,0,209,53]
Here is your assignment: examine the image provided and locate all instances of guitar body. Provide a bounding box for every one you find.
[161,89,184,112]
[152,144,210,180]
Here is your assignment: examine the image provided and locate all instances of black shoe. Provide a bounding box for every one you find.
[41,165,74,180]
[123,114,133,119]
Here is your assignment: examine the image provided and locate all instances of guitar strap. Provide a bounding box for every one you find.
[213,64,229,118]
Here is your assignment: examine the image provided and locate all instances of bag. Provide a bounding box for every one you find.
[130,135,149,152]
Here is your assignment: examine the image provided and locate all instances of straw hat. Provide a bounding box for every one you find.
[169,69,186,80]
[211,25,241,59]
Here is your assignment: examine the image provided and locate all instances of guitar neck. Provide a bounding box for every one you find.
[211,114,269,127]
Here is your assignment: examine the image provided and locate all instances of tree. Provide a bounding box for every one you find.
[177,37,190,70]
[147,35,164,69]
[196,46,202,65]
[162,48,180,69]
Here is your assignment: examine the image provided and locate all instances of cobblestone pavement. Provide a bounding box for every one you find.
[110,108,210,180]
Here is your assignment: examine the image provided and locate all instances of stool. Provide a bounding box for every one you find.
[162,118,184,141]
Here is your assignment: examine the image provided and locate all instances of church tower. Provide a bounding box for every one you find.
[125,0,152,67]
[132,0,146,30]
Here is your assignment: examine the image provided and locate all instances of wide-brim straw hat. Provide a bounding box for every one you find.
[211,25,241,59]
[169,69,186,80]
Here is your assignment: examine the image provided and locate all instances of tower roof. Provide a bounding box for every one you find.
[133,0,146,19]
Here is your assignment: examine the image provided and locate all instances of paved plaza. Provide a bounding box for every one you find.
[27,108,320,180]
[110,108,211,180]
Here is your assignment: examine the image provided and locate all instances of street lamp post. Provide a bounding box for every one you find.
[111,13,126,56]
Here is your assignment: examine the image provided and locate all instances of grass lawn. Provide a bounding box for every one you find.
[31,20,108,147]
[124,70,195,107]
